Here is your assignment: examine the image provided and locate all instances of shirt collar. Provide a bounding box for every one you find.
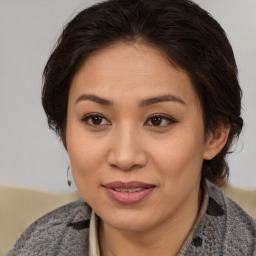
[89,209,100,256]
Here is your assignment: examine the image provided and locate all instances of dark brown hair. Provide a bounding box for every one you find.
[42,0,243,186]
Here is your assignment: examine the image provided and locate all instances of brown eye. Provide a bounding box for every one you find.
[82,114,110,126]
[146,115,176,127]
[151,116,162,126]
[91,116,103,125]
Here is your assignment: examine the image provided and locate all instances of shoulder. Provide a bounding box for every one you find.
[208,182,256,254]
[7,199,91,256]
[207,181,256,228]
[186,181,256,256]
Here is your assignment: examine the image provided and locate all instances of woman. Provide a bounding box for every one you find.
[7,0,256,255]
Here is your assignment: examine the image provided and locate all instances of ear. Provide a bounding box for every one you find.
[203,122,231,160]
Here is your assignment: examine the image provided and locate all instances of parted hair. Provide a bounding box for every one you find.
[42,0,243,186]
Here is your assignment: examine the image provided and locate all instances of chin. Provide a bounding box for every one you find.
[99,207,158,233]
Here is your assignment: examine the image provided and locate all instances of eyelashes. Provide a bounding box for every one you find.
[82,113,110,126]
[81,113,177,128]
[145,114,177,127]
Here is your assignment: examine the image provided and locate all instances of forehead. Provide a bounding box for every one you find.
[70,42,200,106]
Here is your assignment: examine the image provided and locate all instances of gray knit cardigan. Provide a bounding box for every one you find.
[7,181,256,256]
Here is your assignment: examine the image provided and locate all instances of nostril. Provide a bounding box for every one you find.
[107,139,147,171]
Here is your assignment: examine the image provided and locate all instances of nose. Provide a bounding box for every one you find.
[107,126,147,171]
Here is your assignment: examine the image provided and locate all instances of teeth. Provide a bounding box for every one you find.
[114,188,143,193]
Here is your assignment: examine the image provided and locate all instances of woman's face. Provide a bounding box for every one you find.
[66,42,213,233]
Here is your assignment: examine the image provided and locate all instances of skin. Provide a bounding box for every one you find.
[66,42,230,256]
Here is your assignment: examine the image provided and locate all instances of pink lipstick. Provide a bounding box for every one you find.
[103,181,156,205]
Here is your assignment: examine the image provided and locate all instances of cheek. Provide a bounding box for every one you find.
[150,126,205,179]
[68,140,104,205]
[66,123,105,195]
[68,138,104,178]
[67,119,104,165]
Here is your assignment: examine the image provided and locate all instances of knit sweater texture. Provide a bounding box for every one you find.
[7,181,256,256]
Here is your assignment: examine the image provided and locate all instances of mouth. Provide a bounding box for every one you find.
[103,181,156,205]
[112,188,144,192]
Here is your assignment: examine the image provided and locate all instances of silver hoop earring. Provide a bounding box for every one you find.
[67,166,72,187]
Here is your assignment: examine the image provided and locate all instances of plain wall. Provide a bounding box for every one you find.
[0,0,255,192]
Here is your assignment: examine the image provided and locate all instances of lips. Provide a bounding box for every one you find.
[103,181,156,205]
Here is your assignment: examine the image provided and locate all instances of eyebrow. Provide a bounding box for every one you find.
[140,94,186,107]
[75,94,185,107]
[75,94,113,106]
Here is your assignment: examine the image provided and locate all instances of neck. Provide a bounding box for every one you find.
[99,187,202,256]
